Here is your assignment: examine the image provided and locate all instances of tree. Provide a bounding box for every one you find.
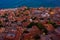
[34,34,40,40]
[0,21,4,28]
[48,21,58,28]
[27,22,48,35]
[35,23,48,35]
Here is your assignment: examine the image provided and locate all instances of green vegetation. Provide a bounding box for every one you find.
[1,14,8,18]
[0,21,4,28]
[40,18,44,20]
[27,22,35,28]
[34,35,40,40]
[23,30,29,33]
[31,17,37,20]
[48,21,58,28]
[35,23,48,35]
[27,22,48,35]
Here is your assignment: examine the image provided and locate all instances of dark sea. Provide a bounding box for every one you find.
[0,0,60,9]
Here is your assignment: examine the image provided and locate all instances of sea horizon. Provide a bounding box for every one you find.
[0,0,60,9]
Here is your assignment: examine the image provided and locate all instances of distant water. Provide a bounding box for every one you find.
[0,0,60,9]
